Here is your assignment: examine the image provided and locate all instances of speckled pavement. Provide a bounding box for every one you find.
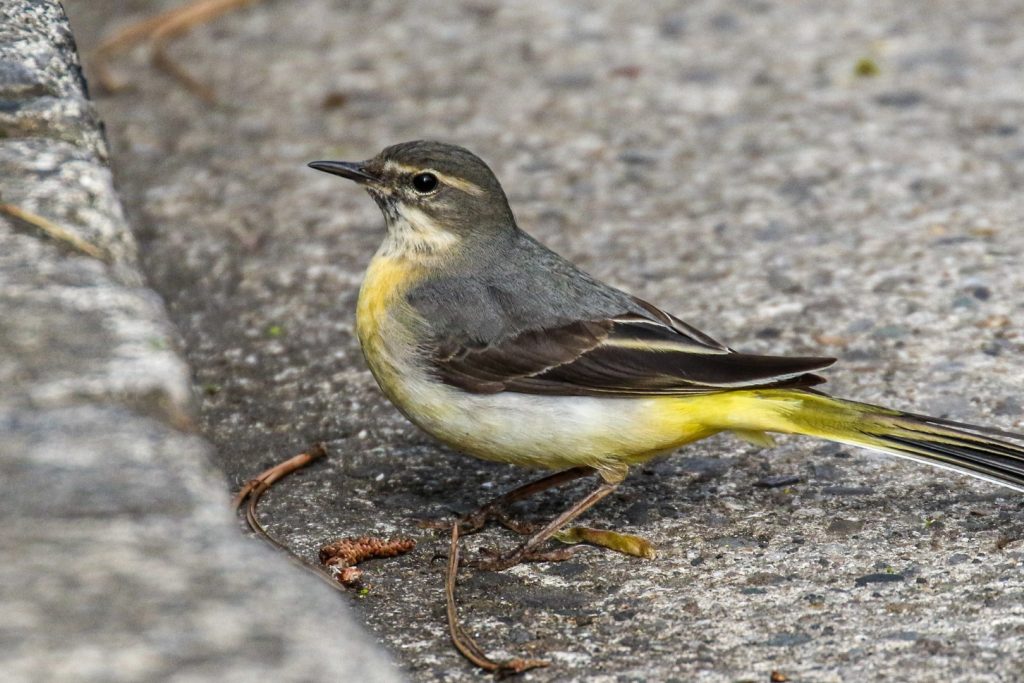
[65,1,1024,680]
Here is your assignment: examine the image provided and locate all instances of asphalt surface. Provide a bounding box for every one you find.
[66,1,1024,680]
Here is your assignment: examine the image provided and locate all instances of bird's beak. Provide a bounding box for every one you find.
[307,160,379,184]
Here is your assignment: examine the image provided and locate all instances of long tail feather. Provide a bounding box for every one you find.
[801,395,1024,492]
[705,390,1024,493]
[847,410,1024,492]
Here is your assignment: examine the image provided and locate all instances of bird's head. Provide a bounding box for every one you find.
[309,140,516,257]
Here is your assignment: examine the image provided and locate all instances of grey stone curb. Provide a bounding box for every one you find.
[0,2,401,680]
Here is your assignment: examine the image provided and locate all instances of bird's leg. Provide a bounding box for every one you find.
[463,466,594,533]
[426,465,657,563]
[468,480,620,571]
[419,466,593,535]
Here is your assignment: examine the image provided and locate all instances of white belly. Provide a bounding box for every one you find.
[389,368,700,477]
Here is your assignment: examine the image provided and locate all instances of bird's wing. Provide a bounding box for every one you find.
[431,296,836,396]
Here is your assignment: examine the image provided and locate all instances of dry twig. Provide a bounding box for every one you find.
[231,442,327,512]
[445,523,549,676]
[236,444,547,672]
[93,0,259,102]
[0,203,108,261]
[233,444,417,593]
[232,442,344,591]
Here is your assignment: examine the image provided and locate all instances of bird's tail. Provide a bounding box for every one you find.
[698,389,1024,492]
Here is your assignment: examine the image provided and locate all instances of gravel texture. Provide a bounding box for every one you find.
[65,1,1024,680]
[1,2,399,681]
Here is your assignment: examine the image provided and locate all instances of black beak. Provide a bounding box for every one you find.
[307,160,379,183]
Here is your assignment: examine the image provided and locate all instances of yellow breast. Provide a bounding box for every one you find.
[356,254,419,343]
[355,251,428,406]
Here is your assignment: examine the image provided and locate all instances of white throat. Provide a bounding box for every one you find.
[381,203,460,258]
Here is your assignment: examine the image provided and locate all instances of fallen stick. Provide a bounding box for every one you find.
[445,522,549,676]
[93,0,259,101]
[232,442,344,591]
[0,203,108,261]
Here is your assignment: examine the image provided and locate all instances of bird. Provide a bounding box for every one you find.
[309,140,1024,570]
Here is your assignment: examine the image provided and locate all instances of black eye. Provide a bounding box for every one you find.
[412,172,439,193]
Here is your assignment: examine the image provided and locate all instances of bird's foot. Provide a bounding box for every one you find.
[416,508,538,537]
[465,544,584,571]
[464,527,656,571]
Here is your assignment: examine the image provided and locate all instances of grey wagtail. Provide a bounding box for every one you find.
[309,140,1024,570]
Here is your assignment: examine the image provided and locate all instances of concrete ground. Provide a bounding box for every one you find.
[66,1,1024,680]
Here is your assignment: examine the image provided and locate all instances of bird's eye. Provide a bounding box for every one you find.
[412,172,439,193]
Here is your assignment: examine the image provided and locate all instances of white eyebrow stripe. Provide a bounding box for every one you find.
[383,161,485,197]
[435,172,485,196]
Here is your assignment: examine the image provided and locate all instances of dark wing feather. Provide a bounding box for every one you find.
[432,302,835,397]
